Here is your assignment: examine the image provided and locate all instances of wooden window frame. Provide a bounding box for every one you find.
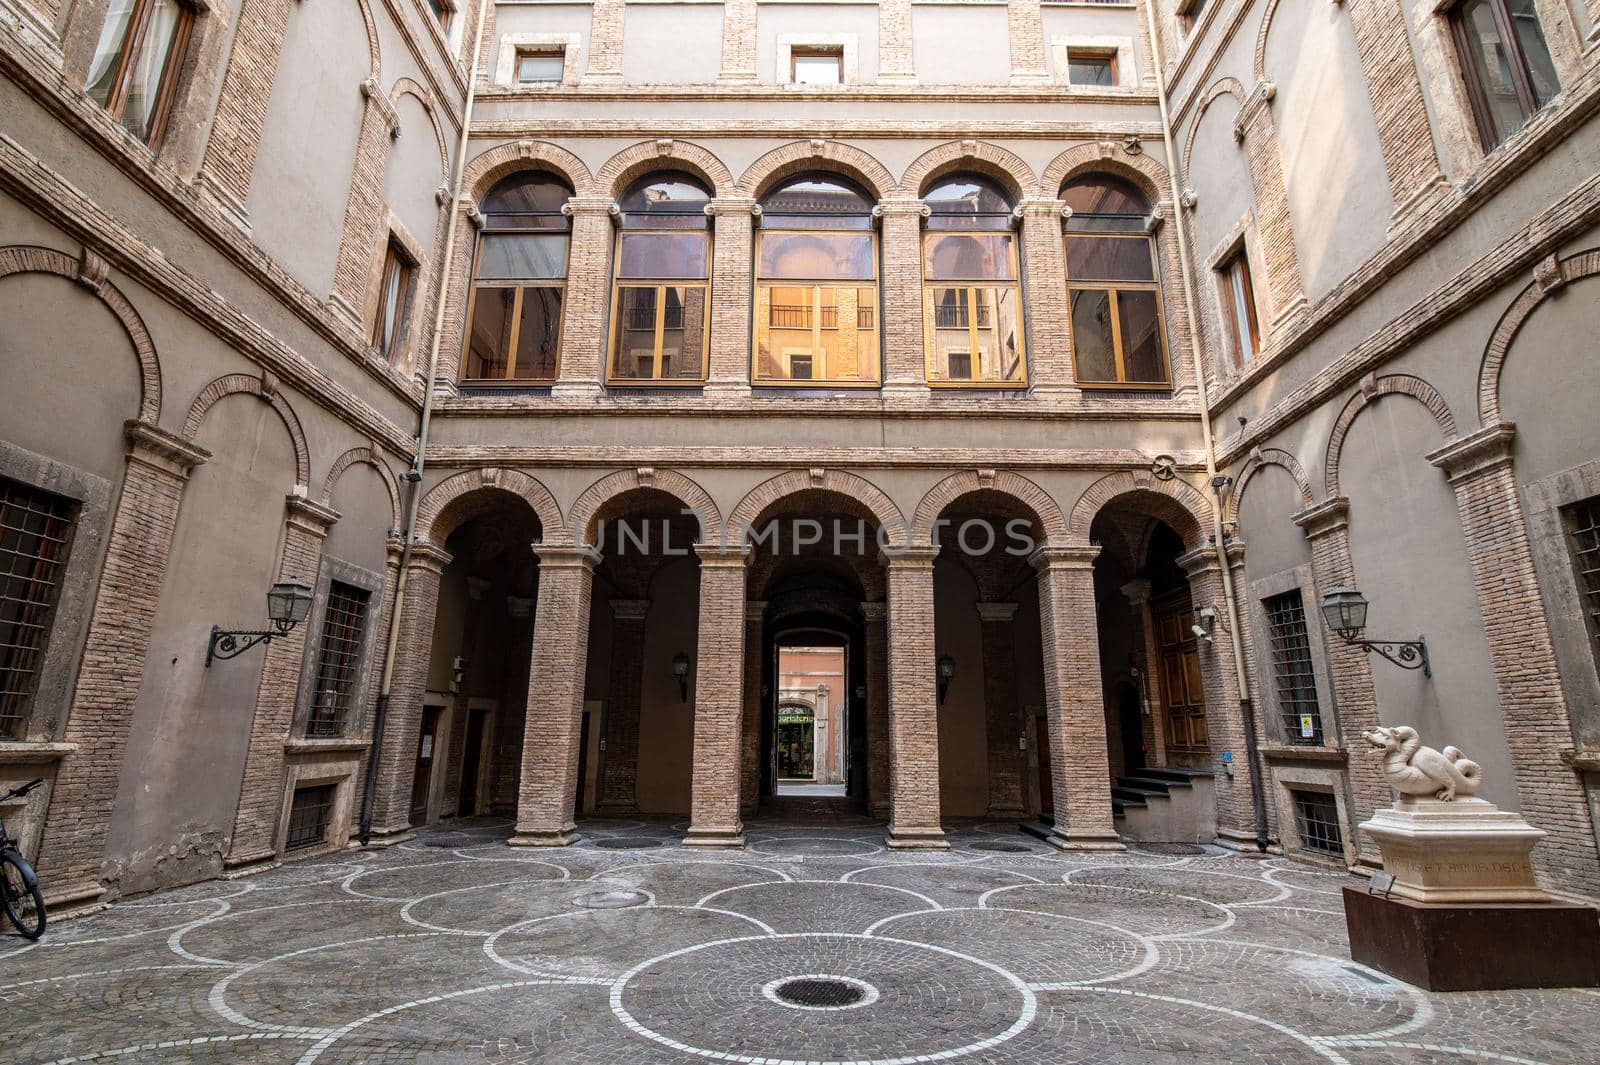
[607,229,712,386]
[1218,244,1260,370]
[1446,0,1551,151]
[1064,231,1171,390]
[370,237,416,365]
[920,230,1027,389]
[1065,49,1118,87]
[515,48,566,85]
[790,47,843,86]
[91,0,195,150]
[461,233,569,385]
[752,228,882,388]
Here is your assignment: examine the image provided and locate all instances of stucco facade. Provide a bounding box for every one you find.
[0,0,1597,908]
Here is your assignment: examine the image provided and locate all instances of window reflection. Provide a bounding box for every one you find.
[921,174,1025,386]
[610,171,712,384]
[1061,173,1169,388]
[463,172,572,383]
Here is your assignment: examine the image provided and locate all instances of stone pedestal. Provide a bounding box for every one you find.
[1359,797,1548,904]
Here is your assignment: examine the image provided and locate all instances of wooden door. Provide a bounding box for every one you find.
[1153,591,1209,762]
[1034,715,1054,817]
[410,706,442,827]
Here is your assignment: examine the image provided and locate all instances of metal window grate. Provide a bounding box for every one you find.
[1264,589,1323,744]
[1564,498,1600,680]
[1292,789,1343,856]
[306,582,370,737]
[0,480,76,740]
[285,784,337,851]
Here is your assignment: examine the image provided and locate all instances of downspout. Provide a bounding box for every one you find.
[1139,0,1270,852]
[360,4,489,845]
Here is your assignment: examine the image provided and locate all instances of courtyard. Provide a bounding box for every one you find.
[3,819,1595,1064]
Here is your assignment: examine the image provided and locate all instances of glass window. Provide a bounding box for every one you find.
[921,174,1024,386]
[306,582,370,738]
[517,50,564,84]
[427,0,452,32]
[755,174,880,385]
[371,239,415,365]
[791,48,843,85]
[1219,247,1260,369]
[611,172,712,384]
[464,173,572,383]
[1067,51,1117,87]
[1061,174,1169,388]
[1449,0,1559,150]
[85,0,193,147]
[0,480,75,740]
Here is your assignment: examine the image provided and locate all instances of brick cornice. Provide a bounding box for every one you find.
[1426,422,1518,483]
[124,420,210,477]
[1292,497,1351,540]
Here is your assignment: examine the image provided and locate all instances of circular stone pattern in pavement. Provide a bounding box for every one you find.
[612,932,1035,1064]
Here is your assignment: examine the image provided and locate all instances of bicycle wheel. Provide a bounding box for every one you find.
[0,850,45,940]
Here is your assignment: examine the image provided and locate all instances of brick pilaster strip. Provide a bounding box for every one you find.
[329,80,401,322]
[740,600,765,810]
[552,198,616,397]
[369,542,452,836]
[197,0,295,214]
[706,198,756,393]
[1006,0,1049,84]
[1016,199,1074,390]
[1233,83,1308,334]
[37,422,209,908]
[884,549,948,848]
[225,495,340,869]
[685,545,751,846]
[597,599,648,814]
[718,0,758,81]
[977,601,1026,819]
[511,546,598,845]
[1427,423,1600,898]
[861,601,891,818]
[1342,0,1447,220]
[876,200,931,397]
[1033,545,1122,849]
[878,0,915,82]
[584,0,626,82]
[348,539,404,814]
[437,203,479,386]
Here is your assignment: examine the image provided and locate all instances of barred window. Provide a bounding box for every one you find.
[0,480,76,740]
[1291,789,1343,856]
[306,582,370,738]
[1265,589,1323,744]
[285,784,337,851]
[1563,497,1600,681]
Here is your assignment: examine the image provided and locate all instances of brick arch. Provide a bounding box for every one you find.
[596,140,736,199]
[416,468,564,546]
[0,245,161,423]
[390,78,449,176]
[323,446,402,530]
[1254,0,1287,82]
[1479,249,1600,424]
[1041,142,1172,205]
[183,374,311,489]
[911,471,1068,547]
[1068,470,1212,547]
[1325,374,1459,497]
[728,470,907,546]
[898,140,1038,200]
[736,140,897,200]
[353,0,381,77]
[566,468,723,547]
[1181,78,1246,187]
[463,140,595,201]
[1226,447,1313,527]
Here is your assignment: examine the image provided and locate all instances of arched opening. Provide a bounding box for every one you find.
[609,171,713,385]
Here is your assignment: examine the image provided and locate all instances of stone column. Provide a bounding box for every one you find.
[1293,497,1387,866]
[583,0,626,82]
[883,549,947,848]
[1016,198,1073,391]
[368,541,452,839]
[1006,0,1049,84]
[225,494,340,870]
[876,199,931,400]
[1342,0,1447,224]
[36,422,208,909]
[328,79,401,325]
[1232,82,1308,335]
[706,198,757,396]
[597,599,649,814]
[740,599,764,812]
[1428,424,1600,898]
[1119,578,1166,767]
[552,198,617,398]
[1033,545,1123,850]
[1176,546,1261,849]
[686,545,751,847]
[511,545,598,846]
[878,0,915,82]
[978,601,1026,819]
[718,0,758,81]
[194,0,297,223]
[861,601,891,819]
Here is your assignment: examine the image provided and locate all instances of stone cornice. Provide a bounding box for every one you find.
[1030,544,1100,570]
[284,493,342,534]
[1426,422,1517,483]
[883,545,940,567]
[534,544,603,568]
[475,85,1160,106]
[467,120,1166,141]
[695,543,752,565]
[421,446,1211,472]
[1175,545,1223,578]
[124,419,210,476]
[434,396,1205,422]
[406,541,455,572]
[1292,497,1351,540]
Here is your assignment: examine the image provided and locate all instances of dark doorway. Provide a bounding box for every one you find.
[1118,682,1146,773]
[458,708,488,817]
[411,705,442,826]
[1035,714,1053,817]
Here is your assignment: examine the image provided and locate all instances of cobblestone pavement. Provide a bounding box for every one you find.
[4,819,1597,1063]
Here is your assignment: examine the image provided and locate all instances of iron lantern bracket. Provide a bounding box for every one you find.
[1335,631,1431,678]
[206,619,297,667]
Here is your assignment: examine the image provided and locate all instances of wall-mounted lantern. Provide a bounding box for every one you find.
[672,651,692,702]
[206,578,315,666]
[1319,586,1431,677]
[937,653,956,705]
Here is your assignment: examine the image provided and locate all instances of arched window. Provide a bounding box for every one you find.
[754,174,879,386]
[1061,174,1169,388]
[463,172,571,383]
[610,172,712,385]
[922,174,1024,386]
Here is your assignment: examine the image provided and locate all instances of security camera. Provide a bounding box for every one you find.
[1191,623,1213,643]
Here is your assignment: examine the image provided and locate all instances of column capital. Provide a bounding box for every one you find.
[1014,197,1067,220]
[1426,422,1517,483]
[695,542,752,567]
[1233,79,1277,141]
[872,198,931,222]
[1292,497,1351,540]
[385,535,407,569]
[124,420,210,479]
[1175,545,1224,579]
[285,493,340,536]
[1119,578,1152,605]
[882,545,939,568]
[1029,543,1099,571]
[506,595,535,619]
[562,197,622,221]
[859,601,887,621]
[406,540,454,574]
[610,598,650,621]
[975,600,1019,623]
[535,543,602,569]
[705,196,758,217]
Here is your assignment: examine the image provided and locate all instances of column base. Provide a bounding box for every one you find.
[1386,175,1449,237]
[41,880,107,915]
[682,825,747,849]
[886,824,950,850]
[1046,828,1125,852]
[508,826,579,847]
[222,848,279,875]
[1213,827,1272,853]
[363,822,418,848]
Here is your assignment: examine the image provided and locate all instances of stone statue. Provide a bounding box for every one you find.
[1365,725,1482,801]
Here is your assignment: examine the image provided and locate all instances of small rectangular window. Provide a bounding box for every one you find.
[371,239,415,365]
[1291,789,1343,856]
[427,0,452,32]
[791,48,843,86]
[286,784,337,851]
[0,480,76,740]
[1219,247,1260,369]
[517,50,565,84]
[1067,51,1117,87]
[306,582,370,738]
[1562,497,1600,682]
[1264,589,1323,745]
[1448,0,1559,150]
[85,0,195,148]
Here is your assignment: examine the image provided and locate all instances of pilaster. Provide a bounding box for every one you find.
[883,548,947,847]
[741,600,765,811]
[861,600,891,819]
[685,545,752,847]
[551,198,618,398]
[876,199,932,401]
[328,79,402,325]
[1015,199,1075,392]
[1232,81,1308,336]
[878,0,916,82]
[196,0,297,224]
[706,198,757,396]
[718,0,758,81]
[583,0,626,82]
[1006,0,1050,84]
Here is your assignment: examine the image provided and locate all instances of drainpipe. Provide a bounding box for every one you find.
[1139,1,1270,852]
[360,5,490,845]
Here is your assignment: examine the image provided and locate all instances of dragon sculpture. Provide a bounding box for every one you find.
[1364,725,1483,802]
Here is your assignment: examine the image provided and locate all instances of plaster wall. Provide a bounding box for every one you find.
[623,3,725,83]
[911,5,1011,85]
